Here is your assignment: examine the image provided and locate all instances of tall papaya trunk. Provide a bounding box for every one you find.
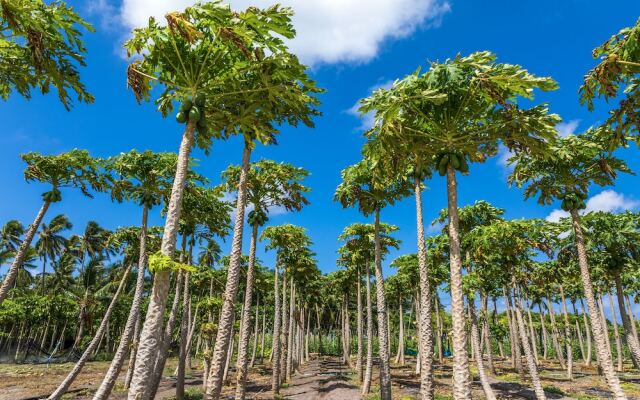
[559,286,573,380]
[545,298,566,369]
[373,208,392,400]
[525,296,539,365]
[356,265,363,382]
[607,292,624,372]
[271,263,282,394]
[614,272,640,368]
[395,294,405,366]
[572,302,587,363]
[481,293,495,374]
[176,271,192,400]
[626,295,639,344]
[235,224,259,400]
[48,264,132,400]
[445,166,471,400]
[569,209,627,400]
[512,285,546,400]
[93,205,150,400]
[286,281,296,378]
[280,271,289,385]
[205,143,252,400]
[250,298,260,368]
[128,121,196,400]
[580,299,592,366]
[506,288,524,381]
[0,201,50,304]
[539,304,549,360]
[362,259,374,396]
[414,176,434,398]
[468,292,496,400]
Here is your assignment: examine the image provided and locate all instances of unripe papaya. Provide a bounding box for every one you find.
[438,164,447,176]
[194,93,206,107]
[176,111,187,123]
[180,99,192,112]
[459,156,469,173]
[438,154,450,171]
[189,106,201,122]
[450,154,460,169]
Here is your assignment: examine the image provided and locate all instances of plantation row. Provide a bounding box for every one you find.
[1,1,640,400]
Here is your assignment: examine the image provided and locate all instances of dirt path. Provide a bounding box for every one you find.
[282,356,360,400]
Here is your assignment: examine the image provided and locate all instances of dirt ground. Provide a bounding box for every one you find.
[2,355,640,399]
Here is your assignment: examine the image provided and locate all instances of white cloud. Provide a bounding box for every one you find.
[119,0,450,65]
[557,119,580,137]
[545,190,639,222]
[347,79,395,130]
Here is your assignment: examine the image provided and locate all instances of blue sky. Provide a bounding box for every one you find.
[1,0,640,308]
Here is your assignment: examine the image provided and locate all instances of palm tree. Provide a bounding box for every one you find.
[220,160,310,400]
[359,52,559,399]
[92,150,177,400]
[0,0,94,109]
[0,150,105,305]
[510,131,631,399]
[335,161,410,400]
[124,5,321,397]
[0,220,25,253]
[35,215,71,294]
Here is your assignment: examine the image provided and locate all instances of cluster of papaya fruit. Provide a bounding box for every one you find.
[42,187,62,203]
[436,152,469,176]
[176,93,207,132]
[559,191,587,211]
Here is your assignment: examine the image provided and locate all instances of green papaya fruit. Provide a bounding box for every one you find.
[438,164,447,176]
[438,154,450,170]
[561,201,569,211]
[458,155,469,172]
[450,154,460,170]
[176,111,187,123]
[180,99,192,112]
[189,106,201,122]
[577,191,587,200]
[194,93,206,107]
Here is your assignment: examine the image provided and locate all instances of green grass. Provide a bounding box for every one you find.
[434,394,453,400]
[165,388,203,400]
[543,385,565,395]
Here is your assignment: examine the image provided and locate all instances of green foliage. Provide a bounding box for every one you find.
[148,251,197,274]
[21,149,107,203]
[0,0,94,108]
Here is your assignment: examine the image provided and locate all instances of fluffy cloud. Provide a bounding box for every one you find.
[545,190,639,222]
[347,79,395,130]
[119,0,450,65]
[557,119,580,137]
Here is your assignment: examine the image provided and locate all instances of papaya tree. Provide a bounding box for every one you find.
[357,51,559,400]
[92,150,178,400]
[124,4,320,398]
[335,160,410,400]
[0,150,105,305]
[220,160,310,400]
[0,0,94,108]
[509,130,632,399]
[580,18,640,146]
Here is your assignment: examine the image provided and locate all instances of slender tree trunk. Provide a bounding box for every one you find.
[250,297,260,368]
[357,265,363,382]
[260,306,266,363]
[607,292,624,372]
[124,314,141,389]
[572,302,587,364]
[205,143,252,400]
[280,271,289,385]
[505,288,524,381]
[525,296,539,365]
[513,285,547,400]
[546,298,566,369]
[481,293,495,374]
[271,263,282,394]
[445,166,471,400]
[436,295,444,363]
[395,295,405,365]
[414,177,434,399]
[48,264,132,400]
[0,201,50,304]
[539,304,549,360]
[287,281,295,378]
[469,292,496,400]
[570,209,627,399]
[614,273,640,368]
[128,121,195,400]
[176,271,192,400]
[235,223,258,400]
[626,295,639,344]
[373,208,392,400]
[581,299,592,367]
[559,286,573,380]
[362,259,373,396]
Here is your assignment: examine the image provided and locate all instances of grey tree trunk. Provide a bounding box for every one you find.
[250,298,260,368]
[559,286,573,380]
[93,206,149,400]
[414,177,434,399]
[570,209,627,400]
[205,144,252,400]
[357,265,363,382]
[271,263,282,394]
[373,208,392,400]
[469,293,496,400]
[539,304,549,360]
[280,271,289,385]
[481,293,495,374]
[362,259,373,396]
[608,292,624,372]
[0,201,50,304]
[395,295,405,365]
[48,264,132,400]
[445,166,471,400]
[614,273,640,368]
[128,121,195,400]
[546,298,566,369]
[286,281,295,379]
[235,224,259,400]
[176,271,192,400]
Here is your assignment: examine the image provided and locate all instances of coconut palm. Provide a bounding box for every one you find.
[35,215,71,294]
[358,51,559,399]
[580,17,640,145]
[510,130,631,399]
[0,220,24,253]
[0,0,94,109]
[220,160,310,400]
[0,150,105,305]
[335,161,410,400]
